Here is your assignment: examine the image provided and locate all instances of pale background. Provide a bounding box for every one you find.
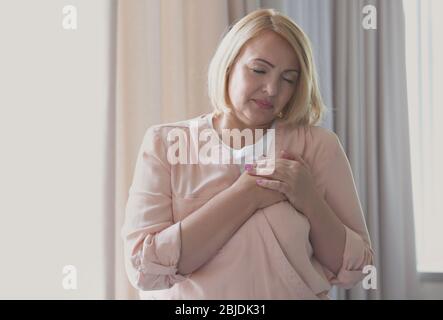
[0,0,441,299]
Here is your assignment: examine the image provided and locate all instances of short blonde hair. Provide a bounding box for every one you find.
[207,8,325,126]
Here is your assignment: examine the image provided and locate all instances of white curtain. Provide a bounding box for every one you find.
[405,0,443,274]
[281,0,334,131]
[333,0,417,299]
[280,0,417,299]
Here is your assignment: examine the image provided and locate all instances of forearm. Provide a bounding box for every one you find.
[304,193,346,274]
[178,184,257,275]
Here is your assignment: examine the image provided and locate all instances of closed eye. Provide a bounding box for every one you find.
[252,68,296,84]
[252,69,266,74]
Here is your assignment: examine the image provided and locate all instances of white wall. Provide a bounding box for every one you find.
[0,0,113,299]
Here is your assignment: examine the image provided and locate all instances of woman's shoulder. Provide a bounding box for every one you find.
[144,113,212,139]
[303,126,344,169]
[282,122,341,150]
[304,125,341,148]
[281,123,343,169]
[149,113,211,130]
[139,113,212,160]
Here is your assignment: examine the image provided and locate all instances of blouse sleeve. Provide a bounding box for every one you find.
[120,126,186,291]
[313,129,374,289]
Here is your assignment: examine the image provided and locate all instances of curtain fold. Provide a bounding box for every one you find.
[114,0,236,299]
[282,0,417,299]
[113,0,418,299]
[332,0,417,299]
[282,0,334,130]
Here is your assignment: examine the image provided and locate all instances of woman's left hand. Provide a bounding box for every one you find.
[245,150,319,214]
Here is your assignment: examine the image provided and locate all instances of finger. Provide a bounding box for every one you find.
[245,163,276,176]
[293,154,311,171]
[256,179,287,194]
[246,158,277,175]
[281,150,310,170]
[249,164,291,185]
[248,158,296,180]
[254,158,273,168]
[254,155,288,168]
[280,149,297,161]
[253,157,298,177]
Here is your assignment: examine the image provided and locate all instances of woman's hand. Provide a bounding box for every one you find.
[231,170,286,210]
[245,150,319,214]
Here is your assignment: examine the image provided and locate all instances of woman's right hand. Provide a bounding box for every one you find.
[231,170,286,210]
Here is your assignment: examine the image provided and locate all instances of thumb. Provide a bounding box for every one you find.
[282,150,310,169]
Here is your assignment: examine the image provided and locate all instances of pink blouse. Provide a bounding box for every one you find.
[121,112,374,299]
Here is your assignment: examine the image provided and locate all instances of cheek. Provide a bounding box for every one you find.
[229,71,257,103]
[281,86,296,105]
[243,73,259,92]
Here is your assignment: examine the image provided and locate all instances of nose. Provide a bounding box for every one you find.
[262,78,279,97]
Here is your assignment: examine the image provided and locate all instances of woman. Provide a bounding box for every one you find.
[121,8,373,299]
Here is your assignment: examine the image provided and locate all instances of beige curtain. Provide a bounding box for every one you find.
[114,0,296,299]
[114,0,265,299]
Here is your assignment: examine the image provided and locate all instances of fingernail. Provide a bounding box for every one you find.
[256,179,263,185]
[245,164,253,171]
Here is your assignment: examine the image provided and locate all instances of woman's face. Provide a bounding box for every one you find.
[227,30,300,128]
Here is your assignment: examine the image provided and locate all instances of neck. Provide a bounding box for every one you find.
[212,111,274,148]
[215,111,273,132]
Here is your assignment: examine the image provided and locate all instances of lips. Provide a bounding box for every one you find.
[253,99,274,109]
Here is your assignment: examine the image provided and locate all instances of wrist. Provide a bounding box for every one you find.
[302,189,323,218]
[229,182,258,211]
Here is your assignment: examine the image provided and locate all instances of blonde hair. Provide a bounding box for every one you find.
[207,8,325,126]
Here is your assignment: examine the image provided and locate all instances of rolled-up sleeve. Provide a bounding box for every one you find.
[323,225,374,289]
[314,130,374,289]
[121,126,186,291]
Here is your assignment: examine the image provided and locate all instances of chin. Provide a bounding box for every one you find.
[245,112,275,127]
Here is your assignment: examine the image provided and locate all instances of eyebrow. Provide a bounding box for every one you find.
[252,58,300,73]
